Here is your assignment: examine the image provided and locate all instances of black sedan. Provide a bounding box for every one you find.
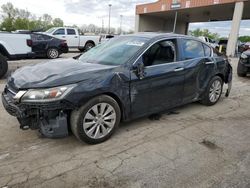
[31,33,68,59]
[237,50,250,77]
[2,33,232,144]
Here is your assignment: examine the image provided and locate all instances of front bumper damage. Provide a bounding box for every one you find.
[2,87,75,138]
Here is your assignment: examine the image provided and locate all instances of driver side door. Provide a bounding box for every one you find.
[130,38,185,118]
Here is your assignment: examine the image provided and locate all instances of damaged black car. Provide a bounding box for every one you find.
[2,33,232,144]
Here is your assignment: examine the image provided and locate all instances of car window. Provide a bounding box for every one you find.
[142,40,176,67]
[203,44,211,57]
[182,39,205,60]
[31,34,51,41]
[54,29,65,35]
[67,29,76,35]
[79,36,149,66]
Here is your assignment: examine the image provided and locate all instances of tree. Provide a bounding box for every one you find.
[53,18,64,27]
[0,3,64,31]
[1,2,18,19]
[189,28,220,40]
[238,36,250,43]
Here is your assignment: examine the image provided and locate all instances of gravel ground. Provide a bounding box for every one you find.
[0,55,250,188]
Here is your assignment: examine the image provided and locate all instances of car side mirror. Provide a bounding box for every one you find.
[133,58,146,80]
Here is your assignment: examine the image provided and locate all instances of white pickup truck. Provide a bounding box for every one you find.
[0,33,34,78]
[45,27,100,52]
[199,36,219,49]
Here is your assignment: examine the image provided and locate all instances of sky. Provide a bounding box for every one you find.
[0,0,250,36]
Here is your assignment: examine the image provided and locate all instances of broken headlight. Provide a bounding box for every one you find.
[21,84,76,102]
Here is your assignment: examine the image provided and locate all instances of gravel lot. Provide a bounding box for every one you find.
[0,54,250,188]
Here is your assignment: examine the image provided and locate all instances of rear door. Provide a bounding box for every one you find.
[180,38,216,103]
[31,34,51,55]
[66,28,79,47]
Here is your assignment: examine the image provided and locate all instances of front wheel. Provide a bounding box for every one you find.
[0,54,8,78]
[201,76,223,106]
[70,95,121,144]
[47,48,59,59]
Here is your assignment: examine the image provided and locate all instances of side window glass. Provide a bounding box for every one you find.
[203,44,211,57]
[182,39,205,60]
[67,29,76,35]
[142,40,176,67]
[54,29,65,35]
[32,34,44,41]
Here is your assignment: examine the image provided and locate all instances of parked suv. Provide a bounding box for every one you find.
[2,33,232,144]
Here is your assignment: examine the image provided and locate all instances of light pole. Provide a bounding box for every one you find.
[108,4,112,34]
[120,15,123,35]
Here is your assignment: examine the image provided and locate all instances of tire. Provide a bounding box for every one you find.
[70,95,121,144]
[47,48,59,59]
[0,54,8,78]
[237,62,247,77]
[84,42,95,51]
[201,76,223,106]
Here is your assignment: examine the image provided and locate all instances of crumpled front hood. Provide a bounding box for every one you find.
[8,58,116,89]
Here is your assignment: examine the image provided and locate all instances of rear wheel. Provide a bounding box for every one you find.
[0,54,8,78]
[237,63,247,77]
[201,76,223,106]
[70,95,121,144]
[47,48,59,59]
[84,42,95,51]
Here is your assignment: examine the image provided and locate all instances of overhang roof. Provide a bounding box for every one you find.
[136,0,250,22]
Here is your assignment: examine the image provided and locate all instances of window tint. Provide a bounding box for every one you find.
[31,34,51,41]
[182,39,204,60]
[203,44,211,57]
[79,36,149,65]
[54,29,65,35]
[67,29,76,35]
[142,40,176,66]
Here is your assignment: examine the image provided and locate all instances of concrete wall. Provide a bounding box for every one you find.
[136,14,188,34]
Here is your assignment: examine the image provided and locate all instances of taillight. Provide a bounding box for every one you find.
[26,39,32,47]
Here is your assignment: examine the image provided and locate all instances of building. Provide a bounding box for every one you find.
[135,0,250,56]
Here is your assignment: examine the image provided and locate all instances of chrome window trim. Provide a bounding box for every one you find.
[132,36,213,69]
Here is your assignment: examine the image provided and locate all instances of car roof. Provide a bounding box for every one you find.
[128,32,187,39]
[121,32,205,44]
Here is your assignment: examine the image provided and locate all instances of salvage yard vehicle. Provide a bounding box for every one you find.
[0,32,34,78]
[237,50,250,77]
[199,36,219,49]
[31,33,69,59]
[2,33,232,144]
[45,27,100,52]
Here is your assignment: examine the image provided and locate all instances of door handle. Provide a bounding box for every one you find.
[74,36,78,38]
[205,61,214,65]
[62,36,66,38]
[174,67,184,72]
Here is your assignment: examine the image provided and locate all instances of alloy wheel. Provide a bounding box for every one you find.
[83,103,116,139]
[48,49,59,59]
[209,80,222,103]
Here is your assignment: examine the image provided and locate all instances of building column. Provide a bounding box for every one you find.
[226,1,244,57]
[135,15,140,32]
